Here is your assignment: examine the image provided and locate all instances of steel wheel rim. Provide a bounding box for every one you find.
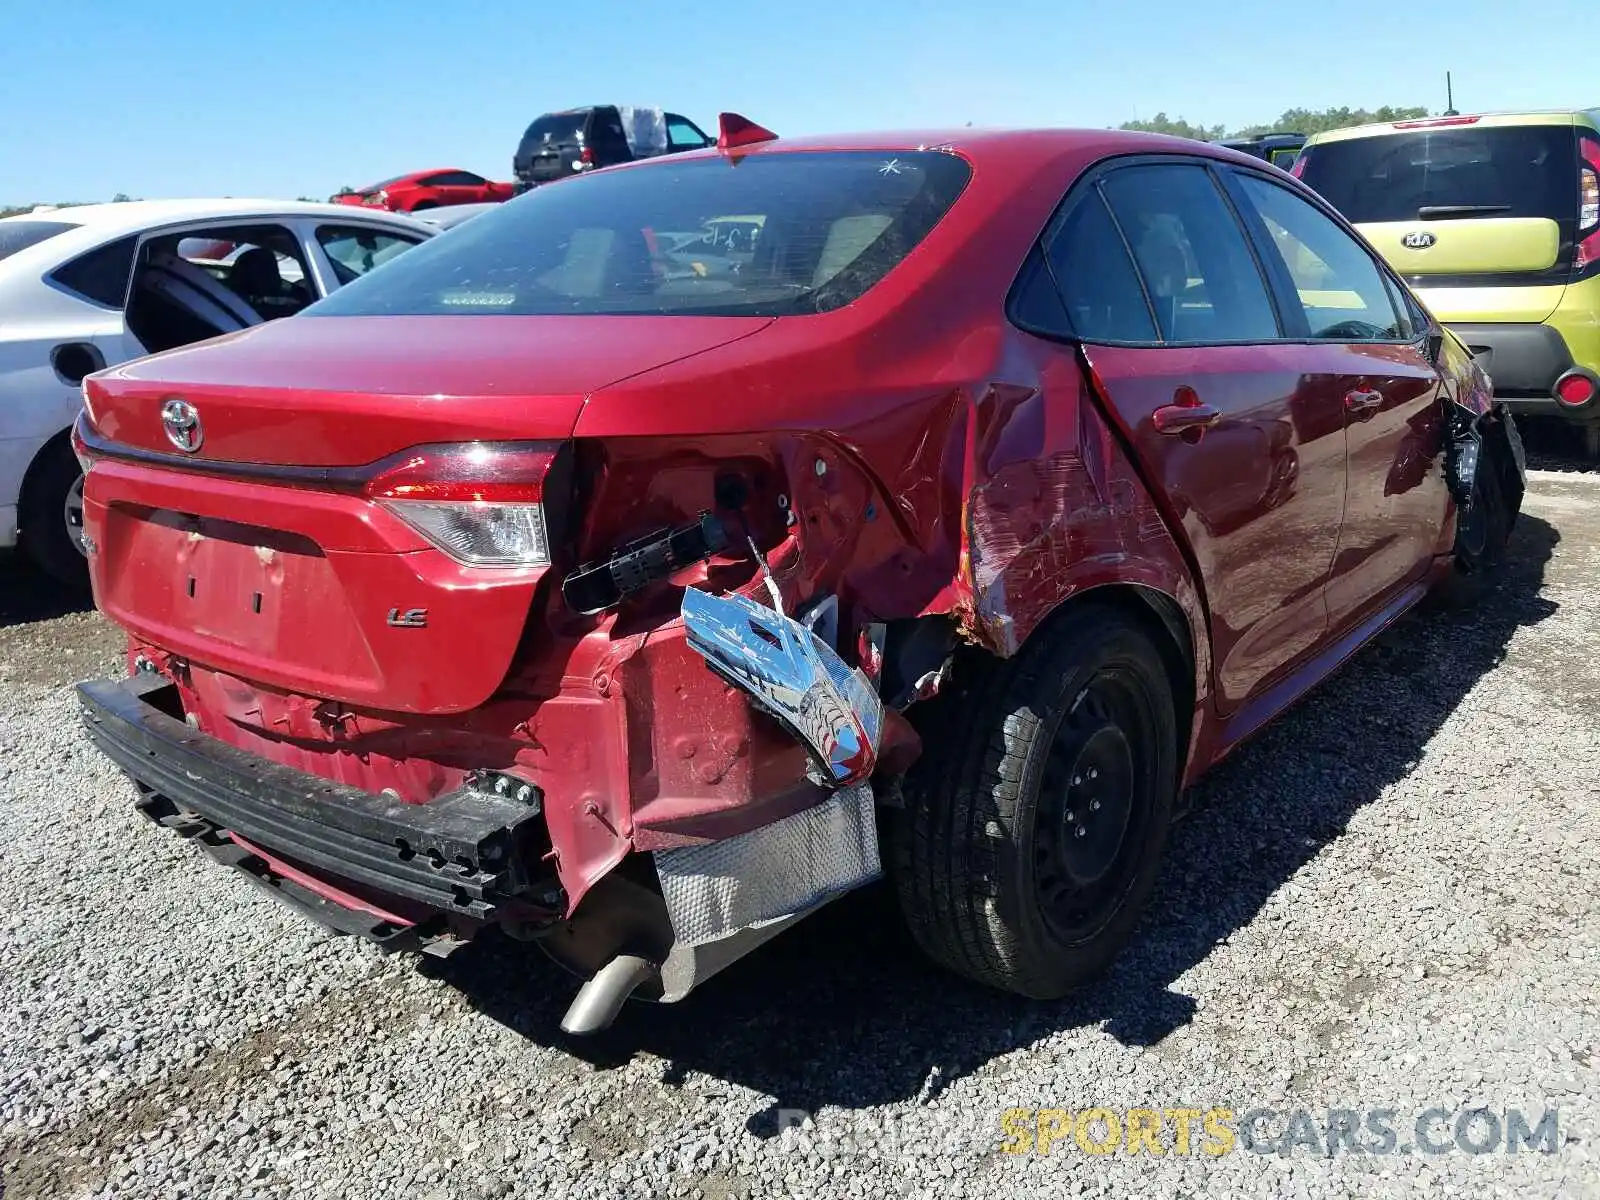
[64,473,87,556]
[1034,670,1152,944]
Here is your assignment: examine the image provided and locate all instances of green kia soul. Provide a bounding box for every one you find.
[1295,110,1600,456]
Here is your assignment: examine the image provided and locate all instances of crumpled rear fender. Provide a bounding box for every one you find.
[918,343,1211,719]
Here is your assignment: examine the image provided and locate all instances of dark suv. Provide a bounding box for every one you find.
[513,105,712,191]
[1218,132,1307,169]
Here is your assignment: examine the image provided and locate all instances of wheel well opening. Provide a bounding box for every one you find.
[890,587,1200,778]
[1012,586,1198,757]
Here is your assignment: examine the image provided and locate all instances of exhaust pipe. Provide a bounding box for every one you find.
[559,954,658,1035]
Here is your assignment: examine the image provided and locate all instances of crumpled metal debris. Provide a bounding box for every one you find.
[681,586,883,786]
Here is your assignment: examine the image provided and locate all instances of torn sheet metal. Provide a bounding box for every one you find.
[681,587,883,786]
[653,782,880,946]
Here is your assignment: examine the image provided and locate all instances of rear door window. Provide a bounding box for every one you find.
[420,171,487,187]
[1234,174,1405,341]
[1296,125,1576,223]
[1098,163,1281,343]
[523,112,587,145]
[1041,190,1157,343]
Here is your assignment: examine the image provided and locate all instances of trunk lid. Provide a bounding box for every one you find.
[82,313,772,714]
[86,314,769,464]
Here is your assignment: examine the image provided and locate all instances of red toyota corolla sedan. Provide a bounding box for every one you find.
[332,168,514,213]
[74,118,1524,1033]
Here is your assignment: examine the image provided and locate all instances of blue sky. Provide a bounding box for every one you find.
[3,0,1594,203]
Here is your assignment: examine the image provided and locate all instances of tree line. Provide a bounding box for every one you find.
[1119,105,1432,142]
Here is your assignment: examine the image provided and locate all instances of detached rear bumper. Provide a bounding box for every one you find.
[77,673,548,950]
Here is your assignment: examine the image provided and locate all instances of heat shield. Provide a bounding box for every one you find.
[653,782,880,946]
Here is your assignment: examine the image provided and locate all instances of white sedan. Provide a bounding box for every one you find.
[0,199,434,587]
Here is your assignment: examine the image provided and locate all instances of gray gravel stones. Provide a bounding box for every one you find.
[2,470,1598,1198]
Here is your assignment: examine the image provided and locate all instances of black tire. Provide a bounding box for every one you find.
[19,440,89,591]
[889,605,1180,998]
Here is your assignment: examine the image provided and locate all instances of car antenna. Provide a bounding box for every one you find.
[1444,71,1459,117]
[717,113,778,152]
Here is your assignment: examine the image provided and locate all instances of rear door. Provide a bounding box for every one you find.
[1044,159,1351,714]
[1226,168,1450,629]
[1295,119,1578,325]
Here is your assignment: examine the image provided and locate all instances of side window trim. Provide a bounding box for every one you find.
[1221,165,1414,345]
[1006,152,1296,349]
[1214,166,1312,339]
[1197,161,1294,341]
[1007,183,1164,346]
[1083,181,1164,341]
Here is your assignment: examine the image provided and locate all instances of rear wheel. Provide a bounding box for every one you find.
[889,606,1179,998]
[19,440,89,591]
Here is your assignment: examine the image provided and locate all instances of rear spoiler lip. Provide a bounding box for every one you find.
[74,413,568,496]
[74,412,376,492]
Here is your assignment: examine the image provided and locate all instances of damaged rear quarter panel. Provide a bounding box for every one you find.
[956,334,1212,719]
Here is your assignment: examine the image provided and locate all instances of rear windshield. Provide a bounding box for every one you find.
[522,112,588,144]
[1297,125,1577,223]
[0,219,79,261]
[306,150,973,318]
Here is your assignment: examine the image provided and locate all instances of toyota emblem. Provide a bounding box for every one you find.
[160,398,203,453]
[1402,230,1437,250]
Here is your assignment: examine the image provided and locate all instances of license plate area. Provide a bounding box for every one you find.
[110,505,360,660]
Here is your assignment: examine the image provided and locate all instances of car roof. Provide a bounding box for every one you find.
[389,169,477,181]
[613,126,1265,170]
[0,198,434,236]
[1305,109,1598,146]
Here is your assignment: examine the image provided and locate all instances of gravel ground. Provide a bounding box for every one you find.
[2,455,1598,1199]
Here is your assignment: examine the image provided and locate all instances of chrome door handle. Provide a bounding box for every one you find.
[1344,389,1384,419]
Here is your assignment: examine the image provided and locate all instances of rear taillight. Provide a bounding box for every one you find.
[1578,138,1600,270]
[1289,154,1307,179]
[363,442,561,567]
[1555,371,1598,409]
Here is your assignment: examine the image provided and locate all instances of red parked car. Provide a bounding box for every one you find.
[332,168,514,213]
[75,117,1524,1033]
